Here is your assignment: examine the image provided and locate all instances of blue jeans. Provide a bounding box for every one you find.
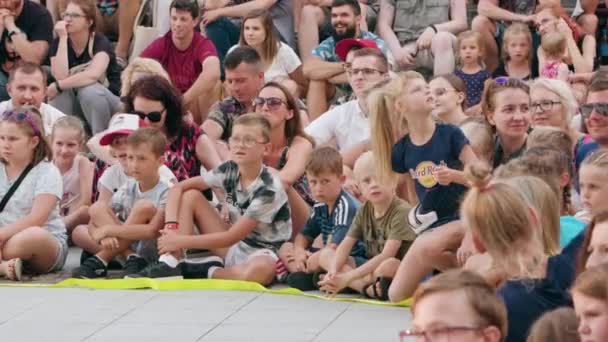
[204,18,241,80]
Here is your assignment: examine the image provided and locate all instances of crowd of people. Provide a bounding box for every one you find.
[0,0,608,340]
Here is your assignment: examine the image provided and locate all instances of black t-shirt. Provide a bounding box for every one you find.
[0,0,53,62]
[491,62,539,80]
[49,32,122,96]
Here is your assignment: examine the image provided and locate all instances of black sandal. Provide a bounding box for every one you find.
[363,277,392,301]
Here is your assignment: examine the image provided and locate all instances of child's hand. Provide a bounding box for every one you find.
[435,163,454,186]
[416,27,436,51]
[100,237,120,250]
[158,233,185,255]
[319,272,352,296]
[457,231,476,266]
[293,248,309,272]
[555,19,573,39]
[91,226,108,243]
[344,178,362,201]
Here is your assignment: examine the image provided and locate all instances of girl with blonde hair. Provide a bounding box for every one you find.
[367,71,478,303]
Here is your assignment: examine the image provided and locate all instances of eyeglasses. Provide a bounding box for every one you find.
[399,326,484,341]
[228,136,268,148]
[531,100,561,112]
[580,103,608,118]
[252,97,286,110]
[62,12,85,19]
[1,110,41,136]
[346,67,385,77]
[132,108,166,123]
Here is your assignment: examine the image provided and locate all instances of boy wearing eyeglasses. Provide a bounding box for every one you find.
[129,113,291,286]
[73,128,171,278]
[278,146,366,290]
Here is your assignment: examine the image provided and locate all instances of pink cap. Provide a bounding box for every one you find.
[99,114,145,146]
[335,38,380,61]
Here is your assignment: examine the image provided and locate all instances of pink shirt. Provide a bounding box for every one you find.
[141,31,217,93]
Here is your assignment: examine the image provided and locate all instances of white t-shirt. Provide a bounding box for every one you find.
[0,161,66,242]
[98,164,177,195]
[0,101,66,135]
[110,178,170,222]
[228,42,302,82]
[304,100,370,152]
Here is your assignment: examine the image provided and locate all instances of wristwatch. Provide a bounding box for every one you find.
[8,27,23,39]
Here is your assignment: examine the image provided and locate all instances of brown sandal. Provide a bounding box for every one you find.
[6,258,22,281]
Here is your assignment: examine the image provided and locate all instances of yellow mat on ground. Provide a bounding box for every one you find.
[0,278,411,307]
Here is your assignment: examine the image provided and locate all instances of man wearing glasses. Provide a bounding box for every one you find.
[580,71,608,154]
[305,42,389,165]
[0,0,53,101]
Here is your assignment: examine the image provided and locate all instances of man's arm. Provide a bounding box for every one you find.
[376,0,402,54]
[208,0,277,18]
[580,0,599,13]
[3,12,50,63]
[440,0,467,34]
[183,56,221,107]
[477,0,532,22]
[303,56,346,81]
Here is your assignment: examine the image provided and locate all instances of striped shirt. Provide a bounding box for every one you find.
[302,190,359,246]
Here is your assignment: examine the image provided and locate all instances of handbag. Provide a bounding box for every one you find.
[68,32,109,88]
[0,164,34,213]
[130,0,159,63]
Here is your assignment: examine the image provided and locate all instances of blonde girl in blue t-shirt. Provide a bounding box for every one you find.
[366,71,478,303]
[0,108,68,280]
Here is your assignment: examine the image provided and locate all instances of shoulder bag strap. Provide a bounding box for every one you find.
[0,163,34,213]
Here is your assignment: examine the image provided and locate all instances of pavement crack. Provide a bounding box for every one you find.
[195,292,262,341]
[310,303,352,342]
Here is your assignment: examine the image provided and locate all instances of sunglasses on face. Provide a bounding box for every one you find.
[252,97,286,110]
[1,110,41,136]
[132,108,166,123]
[580,103,608,118]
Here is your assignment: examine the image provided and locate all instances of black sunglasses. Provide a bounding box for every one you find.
[252,97,286,109]
[132,108,166,123]
[580,103,608,118]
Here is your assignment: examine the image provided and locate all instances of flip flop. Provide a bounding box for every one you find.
[6,258,22,281]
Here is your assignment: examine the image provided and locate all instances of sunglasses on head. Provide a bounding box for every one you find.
[1,110,41,136]
[580,103,608,118]
[252,97,286,110]
[132,108,165,123]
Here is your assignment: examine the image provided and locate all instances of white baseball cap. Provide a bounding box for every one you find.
[99,114,146,146]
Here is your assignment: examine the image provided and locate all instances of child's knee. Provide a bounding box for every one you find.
[182,189,205,205]
[130,200,157,217]
[88,201,108,217]
[278,242,294,259]
[375,258,401,278]
[245,257,276,285]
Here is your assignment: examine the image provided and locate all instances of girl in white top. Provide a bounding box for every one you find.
[0,108,69,280]
[231,9,307,97]
[51,117,94,234]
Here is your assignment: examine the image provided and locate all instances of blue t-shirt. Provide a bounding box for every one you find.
[301,190,365,257]
[498,230,585,342]
[454,69,492,108]
[391,124,468,224]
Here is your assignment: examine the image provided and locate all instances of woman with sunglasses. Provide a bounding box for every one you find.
[481,77,532,169]
[47,0,122,135]
[0,108,69,281]
[124,76,221,183]
[230,10,307,98]
[254,82,314,236]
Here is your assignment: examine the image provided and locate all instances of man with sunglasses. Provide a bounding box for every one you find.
[305,45,389,166]
[0,0,53,101]
[580,72,608,156]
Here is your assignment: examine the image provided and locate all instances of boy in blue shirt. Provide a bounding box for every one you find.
[279,146,366,290]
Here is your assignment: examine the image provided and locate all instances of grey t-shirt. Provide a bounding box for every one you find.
[0,161,66,242]
[110,178,169,222]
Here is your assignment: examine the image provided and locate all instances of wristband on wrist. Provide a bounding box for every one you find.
[54,81,63,93]
[165,221,179,228]
[429,24,438,33]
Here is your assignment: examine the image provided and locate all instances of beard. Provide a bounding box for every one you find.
[331,24,357,43]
